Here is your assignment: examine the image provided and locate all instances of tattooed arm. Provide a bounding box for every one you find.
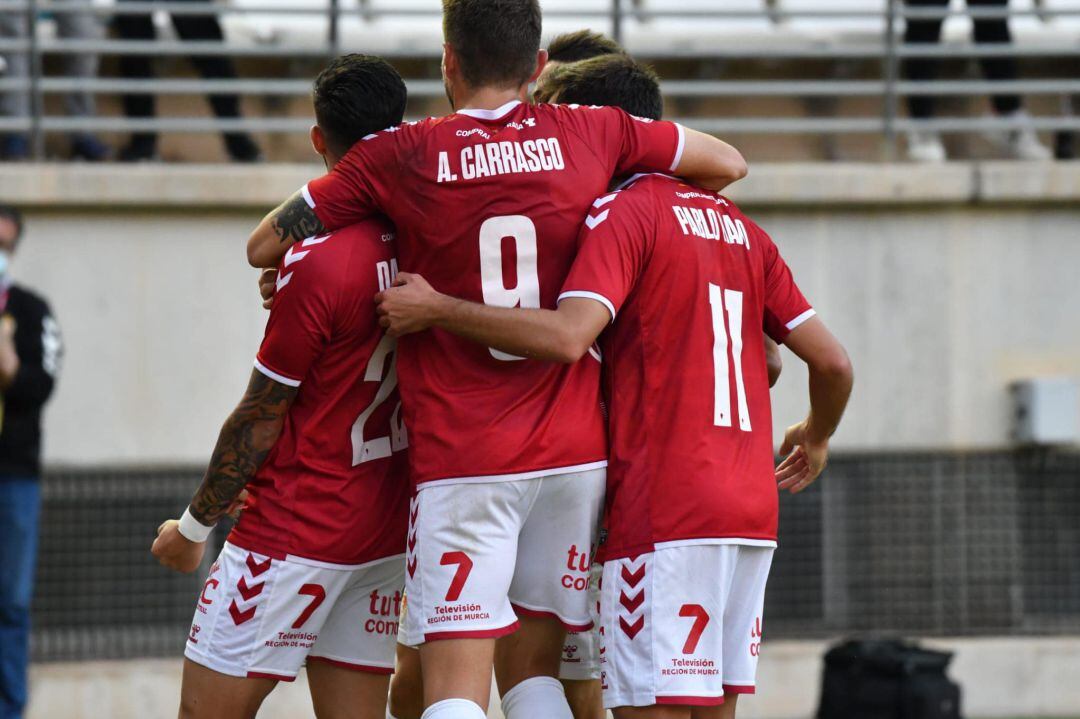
[247,191,326,268]
[151,369,298,573]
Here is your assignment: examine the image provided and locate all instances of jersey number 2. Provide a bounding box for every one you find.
[709,284,752,431]
[351,334,408,465]
[479,215,540,361]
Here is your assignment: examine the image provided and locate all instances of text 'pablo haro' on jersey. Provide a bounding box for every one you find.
[228,218,410,567]
[559,174,816,561]
[301,100,688,488]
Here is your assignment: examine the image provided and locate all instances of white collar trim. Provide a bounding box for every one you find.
[457,100,522,120]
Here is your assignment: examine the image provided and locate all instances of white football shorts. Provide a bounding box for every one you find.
[560,559,603,681]
[185,542,404,681]
[599,543,774,708]
[400,468,605,645]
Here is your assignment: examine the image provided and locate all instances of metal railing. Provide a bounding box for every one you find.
[30,450,1080,661]
[2,0,1079,160]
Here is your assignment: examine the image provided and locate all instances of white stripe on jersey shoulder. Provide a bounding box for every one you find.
[302,234,330,247]
[558,291,616,323]
[457,100,522,120]
[592,193,619,209]
[283,234,331,268]
[300,183,316,208]
[283,244,310,268]
[584,210,609,230]
[785,308,817,331]
[669,123,687,172]
[253,358,301,387]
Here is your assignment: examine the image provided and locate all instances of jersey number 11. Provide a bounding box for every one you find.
[709,284,752,432]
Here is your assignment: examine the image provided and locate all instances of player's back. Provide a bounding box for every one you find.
[562,174,814,560]
[306,100,684,486]
[229,218,409,566]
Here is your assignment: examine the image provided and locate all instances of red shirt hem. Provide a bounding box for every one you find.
[226,530,405,568]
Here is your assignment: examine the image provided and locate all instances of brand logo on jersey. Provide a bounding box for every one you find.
[676,190,727,205]
[504,118,536,130]
[188,624,201,644]
[456,128,491,140]
[381,232,395,243]
[436,137,565,183]
[672,205,750,250]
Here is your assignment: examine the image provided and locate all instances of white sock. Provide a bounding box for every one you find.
[501,676,573,719]
[420,698,487,719]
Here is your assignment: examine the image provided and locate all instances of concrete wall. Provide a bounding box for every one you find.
[3,162,1078,465]
[25,637,1080,719]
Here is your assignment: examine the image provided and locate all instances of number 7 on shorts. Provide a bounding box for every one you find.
[440,551,473,602]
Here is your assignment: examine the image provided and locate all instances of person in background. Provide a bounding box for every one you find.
[0,205,63,719]
[113,0,262,162]
[903,0,1052,162]
[0,0,109,160]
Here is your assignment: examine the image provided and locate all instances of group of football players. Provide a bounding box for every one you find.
[151,2,853,718]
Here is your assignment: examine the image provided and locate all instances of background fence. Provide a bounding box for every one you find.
[3,0,1080,160]
[30,449,1080,662]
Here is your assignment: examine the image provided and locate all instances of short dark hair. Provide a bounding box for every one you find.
[547,30,624,64]
[536,55,663,121]
[313,54,408,157]
[0,205,23,245]
[443,0,542,89]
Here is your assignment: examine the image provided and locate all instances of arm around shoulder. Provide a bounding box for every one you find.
[673,126,748,192]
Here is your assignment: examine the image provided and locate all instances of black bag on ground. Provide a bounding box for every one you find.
[817,638,962,719]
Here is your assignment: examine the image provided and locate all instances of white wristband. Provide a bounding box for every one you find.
[177,506,214,543]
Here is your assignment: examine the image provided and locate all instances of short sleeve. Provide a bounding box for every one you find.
[558,189,654,322]
[565,105,683,180]
[254,249,337,386]
[753,223,814,343]
[302,127,402,231]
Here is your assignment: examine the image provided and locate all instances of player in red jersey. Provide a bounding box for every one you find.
[151,55,410,719]
[244,2,747,717]
[374,54,853,719]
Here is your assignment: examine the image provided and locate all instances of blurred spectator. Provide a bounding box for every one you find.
[0,0,109,161]
[904,0,1052,162]
[0,205,62,719]
[114,0,262,162]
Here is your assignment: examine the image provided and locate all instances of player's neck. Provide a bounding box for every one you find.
[454,85,527,114]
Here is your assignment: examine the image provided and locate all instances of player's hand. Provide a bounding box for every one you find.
[259,268,278,310]
[775,420,828,494]
[374,272,442,337]
[151,519,207,574]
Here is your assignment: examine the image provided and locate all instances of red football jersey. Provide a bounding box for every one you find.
[228,219,410,566]
[303,100,685,487]
[559,174,814,561]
